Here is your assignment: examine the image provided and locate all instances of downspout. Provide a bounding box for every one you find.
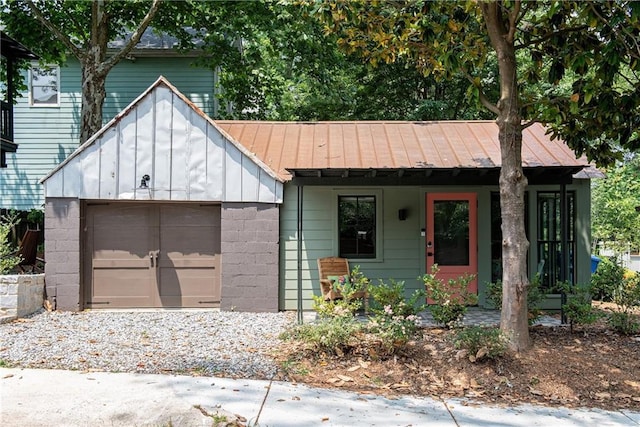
[297,184,304,324]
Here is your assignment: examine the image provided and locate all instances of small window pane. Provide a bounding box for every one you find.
[31,66,59,105]
[339,195,375,258]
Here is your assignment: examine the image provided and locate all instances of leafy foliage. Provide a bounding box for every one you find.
[558,282,602,333]
[452,326,507,362]
[607,271,640,335]
[591,156,640,254]
[590,257,625,302]
[0,212,22,274]
[422,265,478,328]
[485,275,546,325]
[368,279,425,317]
[280,316,363,356]
[311,266,366,319]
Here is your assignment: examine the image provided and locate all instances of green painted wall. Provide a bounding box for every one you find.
[1,56,215,210]
[279,180,592,312]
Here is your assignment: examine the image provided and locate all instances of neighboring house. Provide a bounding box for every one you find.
[1,29,218,211]
[1,32,39,168]
[42,77,594,312]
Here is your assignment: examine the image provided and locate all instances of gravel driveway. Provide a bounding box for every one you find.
[0,310,295,378]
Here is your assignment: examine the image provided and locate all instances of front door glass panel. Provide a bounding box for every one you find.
[433,200,470,266]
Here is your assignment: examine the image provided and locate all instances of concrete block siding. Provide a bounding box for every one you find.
[220,203,280,312]
[44,198,81,311]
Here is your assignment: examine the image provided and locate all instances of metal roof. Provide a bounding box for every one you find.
[214,121,590,184]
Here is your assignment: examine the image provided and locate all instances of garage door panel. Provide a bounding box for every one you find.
[92,268,155,307]
[93,259,150,268]
[86,203,221,309]
[158,258,218,268]
[159,267,220,307]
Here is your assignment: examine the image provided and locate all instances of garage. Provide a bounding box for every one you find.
[41,77,283,312]
[84,202,221,308]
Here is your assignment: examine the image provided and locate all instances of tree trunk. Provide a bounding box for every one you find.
[80,60,107,143]
[498,120,530,351]
[481,2,531,351]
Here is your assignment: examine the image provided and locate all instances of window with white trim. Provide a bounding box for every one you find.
[30,65,59,106]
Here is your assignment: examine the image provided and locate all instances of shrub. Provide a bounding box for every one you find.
[0,212,22,274]
[422,264,477,328]
[280,316,363,356]
[367,308,422,356]
[591,257,624,302]
[485,274,545,325]
[312,295,361,319]
[369,279,426,317]
[452,326,507,362]
[367,279,425,355]
[608,312,639,335]
[558,282,601,332]
[607,272,640,335]
[312,266,367,318]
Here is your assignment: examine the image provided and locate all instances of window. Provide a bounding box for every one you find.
[537,191,575,291]
[30,65,59,106]
[338,195,376,258]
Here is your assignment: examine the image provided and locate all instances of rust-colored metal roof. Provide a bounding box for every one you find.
[214,121,589,181]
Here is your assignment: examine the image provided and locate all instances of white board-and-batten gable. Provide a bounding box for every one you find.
[41,76,283,204]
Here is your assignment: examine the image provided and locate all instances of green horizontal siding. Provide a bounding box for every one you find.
[2,56,215,210]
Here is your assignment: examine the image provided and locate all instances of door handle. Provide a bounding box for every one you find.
[149,252,155,267]
[427,252,434,257]
[154,251,160,267]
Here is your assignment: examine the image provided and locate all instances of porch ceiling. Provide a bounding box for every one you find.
[286,166,584,186]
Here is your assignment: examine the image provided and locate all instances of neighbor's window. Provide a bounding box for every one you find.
[338,195,376,258]
[30,65,59,106]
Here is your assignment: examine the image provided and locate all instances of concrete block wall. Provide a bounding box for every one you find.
[45,198,81,311]
[220,203,280,312]
[0,274,45,318]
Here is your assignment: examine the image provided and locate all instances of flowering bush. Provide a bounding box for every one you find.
[367,304,422,356]
[422,264,477,328]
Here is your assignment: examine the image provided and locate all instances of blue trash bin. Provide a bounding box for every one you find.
[591,255,601,274]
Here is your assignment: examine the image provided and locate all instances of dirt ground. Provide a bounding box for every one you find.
[274,304,640,412]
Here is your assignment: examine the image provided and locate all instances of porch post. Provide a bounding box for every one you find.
[297,185,304,324]
[560,182,568,324]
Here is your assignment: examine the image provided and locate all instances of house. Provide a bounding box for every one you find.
[1,29,219,211]
[1,32,39,168]
[41,77,594,312]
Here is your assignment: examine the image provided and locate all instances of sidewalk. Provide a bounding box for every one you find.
[1,368,638,426]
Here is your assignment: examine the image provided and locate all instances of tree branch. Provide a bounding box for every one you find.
[464,72,500,115]
[515,25,588,50]
[102,0,163,71]
[25,0,85,60]
[506,0,520,44]
[589,2,640,61]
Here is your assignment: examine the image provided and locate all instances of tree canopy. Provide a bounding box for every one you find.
[313,0,640,351]
[592,155,640,254]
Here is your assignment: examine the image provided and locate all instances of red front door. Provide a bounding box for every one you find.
[426,193,478,297]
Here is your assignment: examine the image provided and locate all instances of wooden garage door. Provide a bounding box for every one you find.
[84,203,221,308]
